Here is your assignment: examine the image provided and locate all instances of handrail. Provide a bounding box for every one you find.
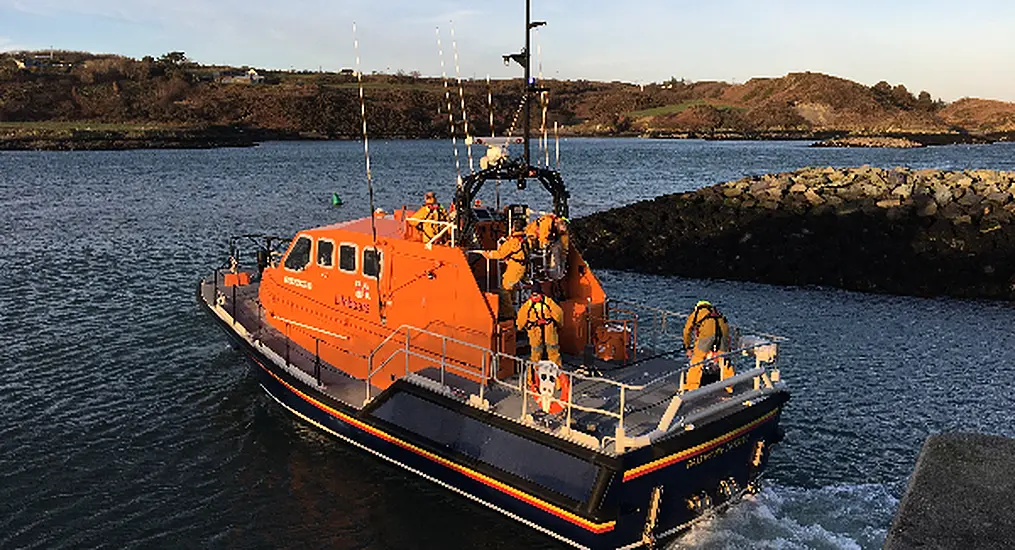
[365,323,518,403]
[362,321,783,453]
[405,216,457,248]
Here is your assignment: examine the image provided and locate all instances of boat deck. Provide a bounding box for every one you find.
[201,276,381,407]
[201,274,782,455]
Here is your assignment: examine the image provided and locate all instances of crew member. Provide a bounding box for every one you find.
[525,213,569,251]
[681,300,733,391]
[482,221,529,318]
[516,289,564,365]
[525,213,570,281]
[412,191,449,243]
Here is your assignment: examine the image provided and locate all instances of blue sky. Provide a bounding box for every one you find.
[1,0,1013,102]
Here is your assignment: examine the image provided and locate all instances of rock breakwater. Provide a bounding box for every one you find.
[573,166,1015,299]
[811,136,924,148]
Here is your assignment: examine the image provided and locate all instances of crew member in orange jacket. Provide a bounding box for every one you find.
[411,191,449,243]
[681,300,733,390]
[516,289,564,365]
[482,221,530,317]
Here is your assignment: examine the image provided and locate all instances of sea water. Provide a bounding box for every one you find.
[2,139,1014,549]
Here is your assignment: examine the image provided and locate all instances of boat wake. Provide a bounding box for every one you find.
[673,483,897,549]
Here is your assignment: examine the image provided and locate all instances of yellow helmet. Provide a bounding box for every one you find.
[696,300,712,308]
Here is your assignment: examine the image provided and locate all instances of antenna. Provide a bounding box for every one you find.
[537,27,548,167]
[450,22,474,174]
[502,0,545,176]
[354,22,385,322]
[554,121,560,170]
[436,27,463,188]
[541,92,549,167]
[487,74,495,137]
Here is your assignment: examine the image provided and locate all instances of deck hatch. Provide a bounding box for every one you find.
[371,391,599,503]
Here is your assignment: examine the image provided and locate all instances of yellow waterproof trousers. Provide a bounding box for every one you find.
[682,352,735,391]
[496,260,526,318]
[528,324,561,365]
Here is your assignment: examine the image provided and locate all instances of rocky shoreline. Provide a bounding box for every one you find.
[640,130,1013,145]
[811,136,925,148]
[572,166,1015,300]
[0,125,263,151]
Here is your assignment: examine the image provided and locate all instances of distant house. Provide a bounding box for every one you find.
[13,56,72,72]
[339,68,357,77]
[218,68,264,84]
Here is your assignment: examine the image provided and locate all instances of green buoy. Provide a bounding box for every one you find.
[331,193,344,207]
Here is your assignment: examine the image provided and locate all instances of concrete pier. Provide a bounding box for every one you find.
[884,432,1015,550]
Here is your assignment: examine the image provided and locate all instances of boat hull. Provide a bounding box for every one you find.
[199,285,788,549]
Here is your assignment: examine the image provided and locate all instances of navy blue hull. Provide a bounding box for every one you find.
[201,291,788,549]
[247,353,614,548]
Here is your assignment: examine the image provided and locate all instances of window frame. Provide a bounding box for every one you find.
[362,247,383,279]
[283,234,313,273]
[316,238,336,269]
[338,242,358,274]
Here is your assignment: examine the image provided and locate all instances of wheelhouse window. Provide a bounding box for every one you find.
[363,248,382,278]
[317,239,335,268]
[284,236,312,271]
[339,244,357,273]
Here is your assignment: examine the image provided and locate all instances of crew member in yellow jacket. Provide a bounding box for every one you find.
[525,213,569,249]
[516,290,564,365]
[525,214,570,280]
[482,223,530,317]
[681,300,733,390]
[411,191,449,243]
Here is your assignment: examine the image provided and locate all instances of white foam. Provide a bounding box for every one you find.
[669,483,897,549]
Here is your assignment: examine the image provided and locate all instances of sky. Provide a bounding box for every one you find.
[1,0,1013,102]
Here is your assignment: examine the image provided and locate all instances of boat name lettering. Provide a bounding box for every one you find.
[336,294,371,313]
[686,435,749,469]
[283,276,313,290]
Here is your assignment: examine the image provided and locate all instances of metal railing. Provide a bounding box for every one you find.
[465,250,503,294]
[606,299,688,354]
[209,278,366,389]
[366,324,494,405]
[404,216,457,248]
[364,319,785,454]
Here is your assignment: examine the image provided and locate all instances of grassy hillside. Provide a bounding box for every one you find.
[2,51,1014,142]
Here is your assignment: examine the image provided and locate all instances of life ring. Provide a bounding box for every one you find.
[528,360,571,414]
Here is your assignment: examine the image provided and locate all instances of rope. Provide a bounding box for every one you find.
[435,26,462,188]
[354,22,384,321]
[450,22,474,174]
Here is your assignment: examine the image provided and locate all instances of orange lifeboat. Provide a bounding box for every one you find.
[196,3,790,547]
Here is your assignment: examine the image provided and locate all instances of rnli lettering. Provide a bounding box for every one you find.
[336,294,371,313]
[354,280,371,300]
[686,435,749,469]
[284,276,313,290]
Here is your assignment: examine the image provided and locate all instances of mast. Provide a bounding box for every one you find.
[523,0,531,167]
[505,0,544,174]
[455,0,566,244]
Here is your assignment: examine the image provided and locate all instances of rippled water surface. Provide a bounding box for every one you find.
[2,139,1014,549]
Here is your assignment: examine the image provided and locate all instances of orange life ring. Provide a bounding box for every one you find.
[528,361,571,414]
